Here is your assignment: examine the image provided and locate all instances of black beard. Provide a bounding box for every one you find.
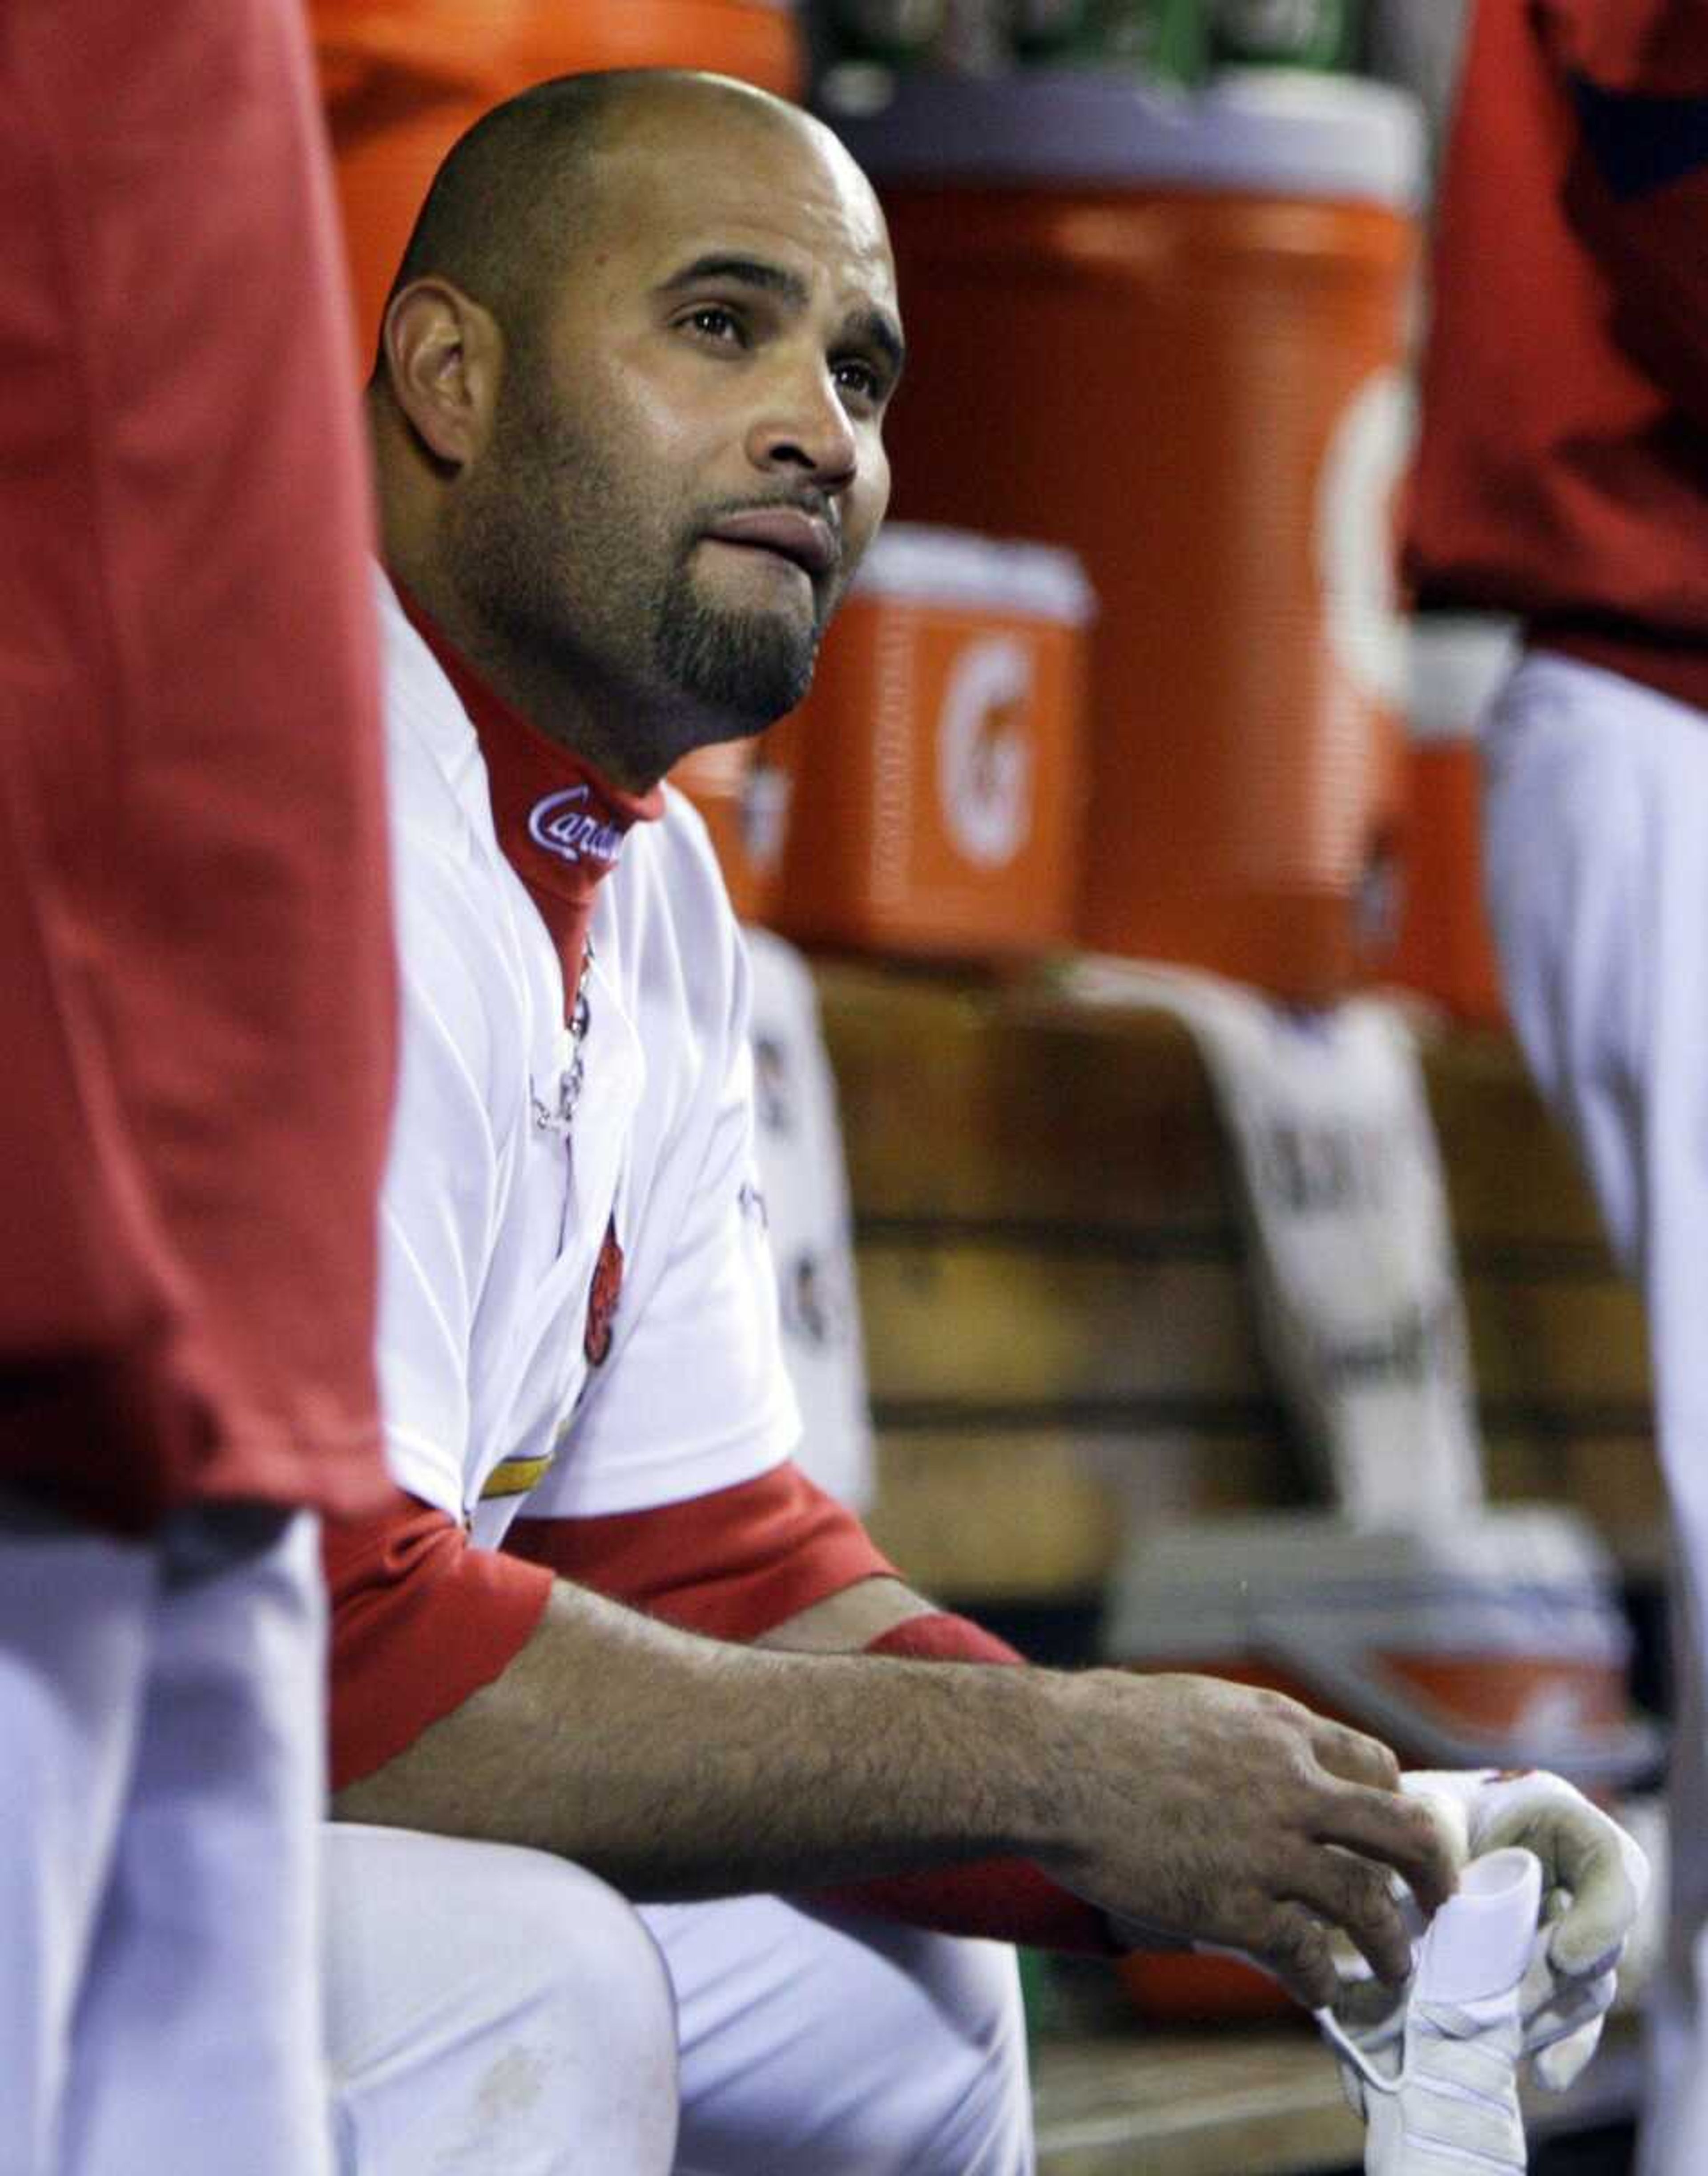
[654,579,821,732]
[446,367,832,762]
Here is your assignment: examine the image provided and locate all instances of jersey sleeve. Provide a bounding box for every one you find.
[324,1487,552,1790]
[505,1459,896,1639]
[529,852,802,1517]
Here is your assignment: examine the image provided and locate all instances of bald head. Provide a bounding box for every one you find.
[379,69,847,371]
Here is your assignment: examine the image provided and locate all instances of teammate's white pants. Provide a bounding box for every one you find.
[1482,649,1708,2176]
[0,1498,330,2176]
[323,1828,1033,2175]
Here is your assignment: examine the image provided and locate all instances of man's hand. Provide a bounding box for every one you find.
[1043,1671,1457,2008]
[1400,1769,1649,2089]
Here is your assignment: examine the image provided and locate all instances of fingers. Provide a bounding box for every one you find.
[1309,1715,1401,1795]
[1057,1676,1463,1984]
[1461,1770,1649,1975]
[1534,1818,1644,1976]
[1290,1846,1417,1988]
[1248,1905,1343,2010]
[1319,1781,1460,1916]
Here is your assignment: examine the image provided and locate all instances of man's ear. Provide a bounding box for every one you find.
[380,279,502,469]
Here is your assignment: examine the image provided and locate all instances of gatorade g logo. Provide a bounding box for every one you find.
[937,636,1034,869]
[1317,365,1414,713]
[528,786,624,866]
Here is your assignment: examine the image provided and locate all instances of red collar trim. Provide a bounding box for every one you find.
[395,584,663,944]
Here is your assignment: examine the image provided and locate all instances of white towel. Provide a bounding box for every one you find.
[1065,958,1483,1526]
[746,929,875,1511]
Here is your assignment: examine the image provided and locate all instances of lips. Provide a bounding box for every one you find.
[704,506,837,579]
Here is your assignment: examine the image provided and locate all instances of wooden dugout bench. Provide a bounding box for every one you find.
[1027,2011,1643,2176]
[810,962,1660,2174]
[814,960,1663,1595]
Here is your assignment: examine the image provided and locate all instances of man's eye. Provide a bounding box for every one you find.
[833,359,882,403]
[685,306,744,344]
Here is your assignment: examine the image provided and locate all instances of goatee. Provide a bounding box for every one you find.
[656,584,820,730]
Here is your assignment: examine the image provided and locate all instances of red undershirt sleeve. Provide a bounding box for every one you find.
[322,1487,553,1792]
[503,1459,899,1638]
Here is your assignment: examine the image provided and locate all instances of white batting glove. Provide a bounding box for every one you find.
[1325,1768,1648,2112]
[1401,1769,1648,2090]
[1323,1845,1541,2174]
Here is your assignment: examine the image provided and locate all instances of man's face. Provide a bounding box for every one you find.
[448,96,902,772]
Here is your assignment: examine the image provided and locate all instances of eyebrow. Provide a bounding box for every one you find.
[846,305,907,386]
[657,253,906,384]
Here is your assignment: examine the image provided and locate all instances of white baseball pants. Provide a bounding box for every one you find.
[323,1825,1034,2175]
[1482,649,1708,2176]
[0,1499,330,2176]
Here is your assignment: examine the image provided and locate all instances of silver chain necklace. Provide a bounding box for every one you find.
[532,936,594,1138]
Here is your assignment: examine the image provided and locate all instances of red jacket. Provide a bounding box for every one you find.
[0,0,396,1530]
[1403,0,1708,709]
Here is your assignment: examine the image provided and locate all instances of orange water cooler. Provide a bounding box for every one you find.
[1386,615,1518,1027]
[755,524,1094,959]
[831,69,1424,1002]
[669,737,791,925]
[314,0,803,368]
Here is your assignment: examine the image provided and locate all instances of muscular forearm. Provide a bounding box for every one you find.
[334,1570,1462,2008]
[333,1574,1060,1898]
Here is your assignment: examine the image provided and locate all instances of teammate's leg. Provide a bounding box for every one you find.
[4,0,388,2156]
[1481,654,1650,1270]
[0,1499,151,2176]
[1482,651,1708,2176]
[59,1509,333,2176]
[323,1825,679,2174]
[642,1894,1033,2176]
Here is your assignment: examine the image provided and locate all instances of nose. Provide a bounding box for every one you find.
[743,349,859,492]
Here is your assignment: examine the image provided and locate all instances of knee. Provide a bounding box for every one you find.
[513,1856,681,2171]
[326,1828,679,2175]
[515,1853,679,2087]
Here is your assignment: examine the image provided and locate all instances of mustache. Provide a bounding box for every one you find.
[693,492,844,568]
[700,488,836,524]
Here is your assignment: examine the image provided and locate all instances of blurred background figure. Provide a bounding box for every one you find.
[1404,4,1708,2170]
[0,3,395,2171]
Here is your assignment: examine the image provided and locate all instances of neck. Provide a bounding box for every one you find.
[392,576,666,988]
[396,550,675,794]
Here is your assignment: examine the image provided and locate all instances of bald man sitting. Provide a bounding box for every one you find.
[317,69,1469,2172]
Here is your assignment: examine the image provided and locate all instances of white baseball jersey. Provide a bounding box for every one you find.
[330,581,1034,2176]
[374,573,800,1550]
